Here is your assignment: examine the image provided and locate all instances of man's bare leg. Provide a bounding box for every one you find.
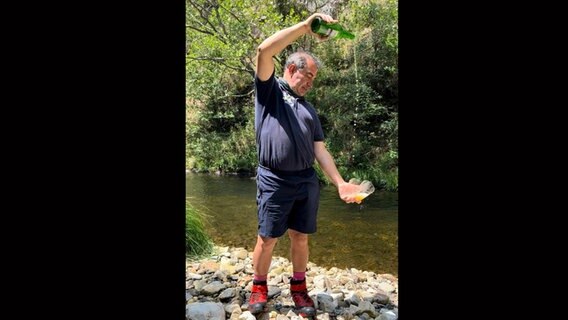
[249,235,278,314]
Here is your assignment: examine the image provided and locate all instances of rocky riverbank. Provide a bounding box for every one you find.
[186,246,398,320]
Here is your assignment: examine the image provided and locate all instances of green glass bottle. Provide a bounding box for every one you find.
[310,17,355,40]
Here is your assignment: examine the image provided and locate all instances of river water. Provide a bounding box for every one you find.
[186,173,398,275]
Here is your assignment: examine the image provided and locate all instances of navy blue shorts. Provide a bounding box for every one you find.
[256,166,320,238]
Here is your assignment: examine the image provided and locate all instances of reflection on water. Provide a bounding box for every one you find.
[186,173,398,276]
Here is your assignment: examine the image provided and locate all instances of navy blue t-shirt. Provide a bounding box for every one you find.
[254,71,324,172]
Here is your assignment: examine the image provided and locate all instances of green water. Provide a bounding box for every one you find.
[186,173,398,276]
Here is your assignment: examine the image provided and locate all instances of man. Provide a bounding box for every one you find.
[250,13,363,316]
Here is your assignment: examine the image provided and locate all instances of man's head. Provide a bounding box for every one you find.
[283,51,322,97]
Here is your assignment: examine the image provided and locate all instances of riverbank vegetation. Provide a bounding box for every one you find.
[186,0,398,191]
[186,201,213,258]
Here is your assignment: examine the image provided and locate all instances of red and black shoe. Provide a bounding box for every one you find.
[290,278,316,317]
[248,281,268,314]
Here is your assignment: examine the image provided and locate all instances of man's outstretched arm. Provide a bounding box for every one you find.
[255,13,336,81]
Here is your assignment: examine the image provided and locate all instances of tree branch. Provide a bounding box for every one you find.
[186,24,215,36]
[213,7,228,37]
[187,56,226,61]
[187,0,221,37]
[187,56,251,73]
[187,10,227,44]
[221,90,254,98]
[239,57,255,77]
[217,2,242,24]
[187,9,219,36]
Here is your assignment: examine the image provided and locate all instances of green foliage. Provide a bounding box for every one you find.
[186,0,302,98]
[186,0,305,174]
[307,0,398,191]
[186,201,214,258]
[186,103,257,172]
[186,0,398,191]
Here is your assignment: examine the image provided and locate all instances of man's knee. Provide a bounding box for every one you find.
[288,229,309,244]
[258,235,278,249]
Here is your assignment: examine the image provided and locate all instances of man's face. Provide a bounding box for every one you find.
[287,58,318,97]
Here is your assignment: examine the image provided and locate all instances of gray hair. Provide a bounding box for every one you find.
[285,51,322,70]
